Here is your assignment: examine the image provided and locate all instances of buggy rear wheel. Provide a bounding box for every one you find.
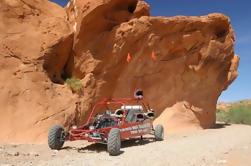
[107,128,121,156]
[48,125,65,150]
[154,124,164,141]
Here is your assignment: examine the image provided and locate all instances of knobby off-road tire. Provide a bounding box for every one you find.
[48,125,65,150]
[107,128,121,156]
[154,124,164,141]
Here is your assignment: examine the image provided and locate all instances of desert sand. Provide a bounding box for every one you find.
[0,124,251,166]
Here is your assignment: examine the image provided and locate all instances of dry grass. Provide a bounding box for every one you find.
[65,77,83,94]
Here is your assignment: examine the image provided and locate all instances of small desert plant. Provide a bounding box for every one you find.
[216,103,251,125]
[65,77,83,94]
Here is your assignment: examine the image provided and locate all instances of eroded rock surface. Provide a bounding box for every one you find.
[0,0,77,143]
[0,0,239,143]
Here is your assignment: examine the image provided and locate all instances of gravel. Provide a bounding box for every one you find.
[0,124,251,166]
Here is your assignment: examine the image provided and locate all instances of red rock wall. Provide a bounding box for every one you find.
[0,0,239,143]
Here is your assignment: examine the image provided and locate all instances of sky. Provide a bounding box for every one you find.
[51,0,251,102]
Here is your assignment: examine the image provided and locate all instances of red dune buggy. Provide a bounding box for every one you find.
[48,90,164,155]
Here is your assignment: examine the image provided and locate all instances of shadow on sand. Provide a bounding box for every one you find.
[210,122,231,129]
[61,137,155,155]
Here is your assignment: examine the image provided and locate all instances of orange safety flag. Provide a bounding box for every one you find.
[151,51,157,61]
[127,53,132,63]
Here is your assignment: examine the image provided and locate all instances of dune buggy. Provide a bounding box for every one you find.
[48,90,164,155]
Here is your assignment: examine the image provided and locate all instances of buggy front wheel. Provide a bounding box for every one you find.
[107,128,121,156]
[48,125,65,150]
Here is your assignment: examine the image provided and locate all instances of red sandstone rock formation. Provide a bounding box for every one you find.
[0,0,239,143]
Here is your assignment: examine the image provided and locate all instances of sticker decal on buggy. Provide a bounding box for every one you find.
[120,123,151,134]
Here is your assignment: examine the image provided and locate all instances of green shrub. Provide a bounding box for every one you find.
[216,103,251,125]
[65,77,83,94]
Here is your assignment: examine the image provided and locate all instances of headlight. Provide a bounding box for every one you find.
[89,126,95,130]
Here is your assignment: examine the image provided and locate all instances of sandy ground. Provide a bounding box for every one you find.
[0,124,251,166]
